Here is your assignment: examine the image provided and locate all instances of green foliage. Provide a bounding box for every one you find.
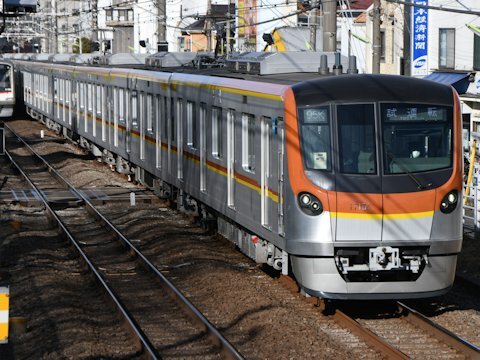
[72,37,92,53]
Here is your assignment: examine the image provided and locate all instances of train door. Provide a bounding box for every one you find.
[66,80,72,126]
[227,109,235,208]
[200,103,206,192]
[168,97,174,176]
[127,89,134,154]
[107,85,113,146]
[176,98,184,180]
[75,81,82,135]
[261,117,270,228]
[334,103,382,241]
[278,125,285,236]
[155,95,162,170]
[139,92,145,160]
[71,80,78,134]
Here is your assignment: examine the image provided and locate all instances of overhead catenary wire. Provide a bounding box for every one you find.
[385,0,480,16]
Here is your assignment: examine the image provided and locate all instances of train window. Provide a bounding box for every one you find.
[242,113,255,173]
[0,64,11,91]
[65,80,70,104]
[186,101,196,148]
[147,94,153,132]
[102,86,107,142]
[131,90,138,127]
[382,103,453,174]
[79,83,84,110]
[163,97,168,140]
[119,88,125,121]
[92,85,96,136]
[53,78,57,99]
[59,79,63,102]
[212,106,222,159]
[337,104,376,174]
[299,106,331,171]
[176,99,183,140]
[88,84,93,112]
[55,78,60,119]
[96,85,102,116]
[84,83,89,132]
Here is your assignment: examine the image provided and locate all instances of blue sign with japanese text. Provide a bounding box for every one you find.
[411,0,428,76]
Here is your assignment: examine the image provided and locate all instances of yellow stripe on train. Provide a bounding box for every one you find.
[334,211,434,220]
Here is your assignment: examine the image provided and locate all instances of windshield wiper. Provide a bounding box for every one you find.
[386,152,432,190]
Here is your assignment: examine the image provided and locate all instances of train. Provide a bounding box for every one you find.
[7,51,463,300]
[0,60,15,118]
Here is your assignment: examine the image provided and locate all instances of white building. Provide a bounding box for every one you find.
[424,1,480,138]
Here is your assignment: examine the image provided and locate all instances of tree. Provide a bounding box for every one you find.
[72,37,92,53]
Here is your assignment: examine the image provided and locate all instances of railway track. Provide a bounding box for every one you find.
[276,275,480,359]
[331,299,480,359]
[3,120,480,359]
[3,124,243,359]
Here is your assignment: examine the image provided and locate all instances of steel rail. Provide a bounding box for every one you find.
[5,124,244,360]
[330,306,409,360]
[397,302,480,359]
[4,127,160,359]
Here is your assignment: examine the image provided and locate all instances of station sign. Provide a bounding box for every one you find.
[411,0,429,77]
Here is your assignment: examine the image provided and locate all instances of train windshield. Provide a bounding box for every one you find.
[299,106,332,171]
[382,103,453,174]
[0,64,11,92]
[338,104,377,174]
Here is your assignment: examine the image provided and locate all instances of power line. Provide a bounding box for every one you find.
[385,0,480,16]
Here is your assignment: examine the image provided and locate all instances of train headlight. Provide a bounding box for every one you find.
[440,190,458,214]
[300,193,311,206]
[298,192,323,216]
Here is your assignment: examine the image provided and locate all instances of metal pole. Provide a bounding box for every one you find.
[226,0,231,55]
[372,0,381,74]
[157,0,166,49]
[92,0,98,44]
[310,0,317,51]
[53,0,58,53]
[348,29,351,59]
[323,0,337,52]
[403,0,411,75]
[206,0,212,52]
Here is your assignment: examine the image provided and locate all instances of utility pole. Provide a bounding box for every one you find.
[53,0,58,53]
[92,0,98,45]
[226,0,232,55]
[309,0,317,51]
[323,0,337,52]
[372,0,381,74]
[205,0,212,52]
[157,0,166,50]
[403,0,411,75]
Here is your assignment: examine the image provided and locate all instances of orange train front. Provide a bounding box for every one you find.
[284,74,462,299]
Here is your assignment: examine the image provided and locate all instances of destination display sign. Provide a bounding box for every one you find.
[303,107,329,124]
[382,105,447,122]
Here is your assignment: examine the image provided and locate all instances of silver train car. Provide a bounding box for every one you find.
[12,52,463,299]
[0,60,15,118]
